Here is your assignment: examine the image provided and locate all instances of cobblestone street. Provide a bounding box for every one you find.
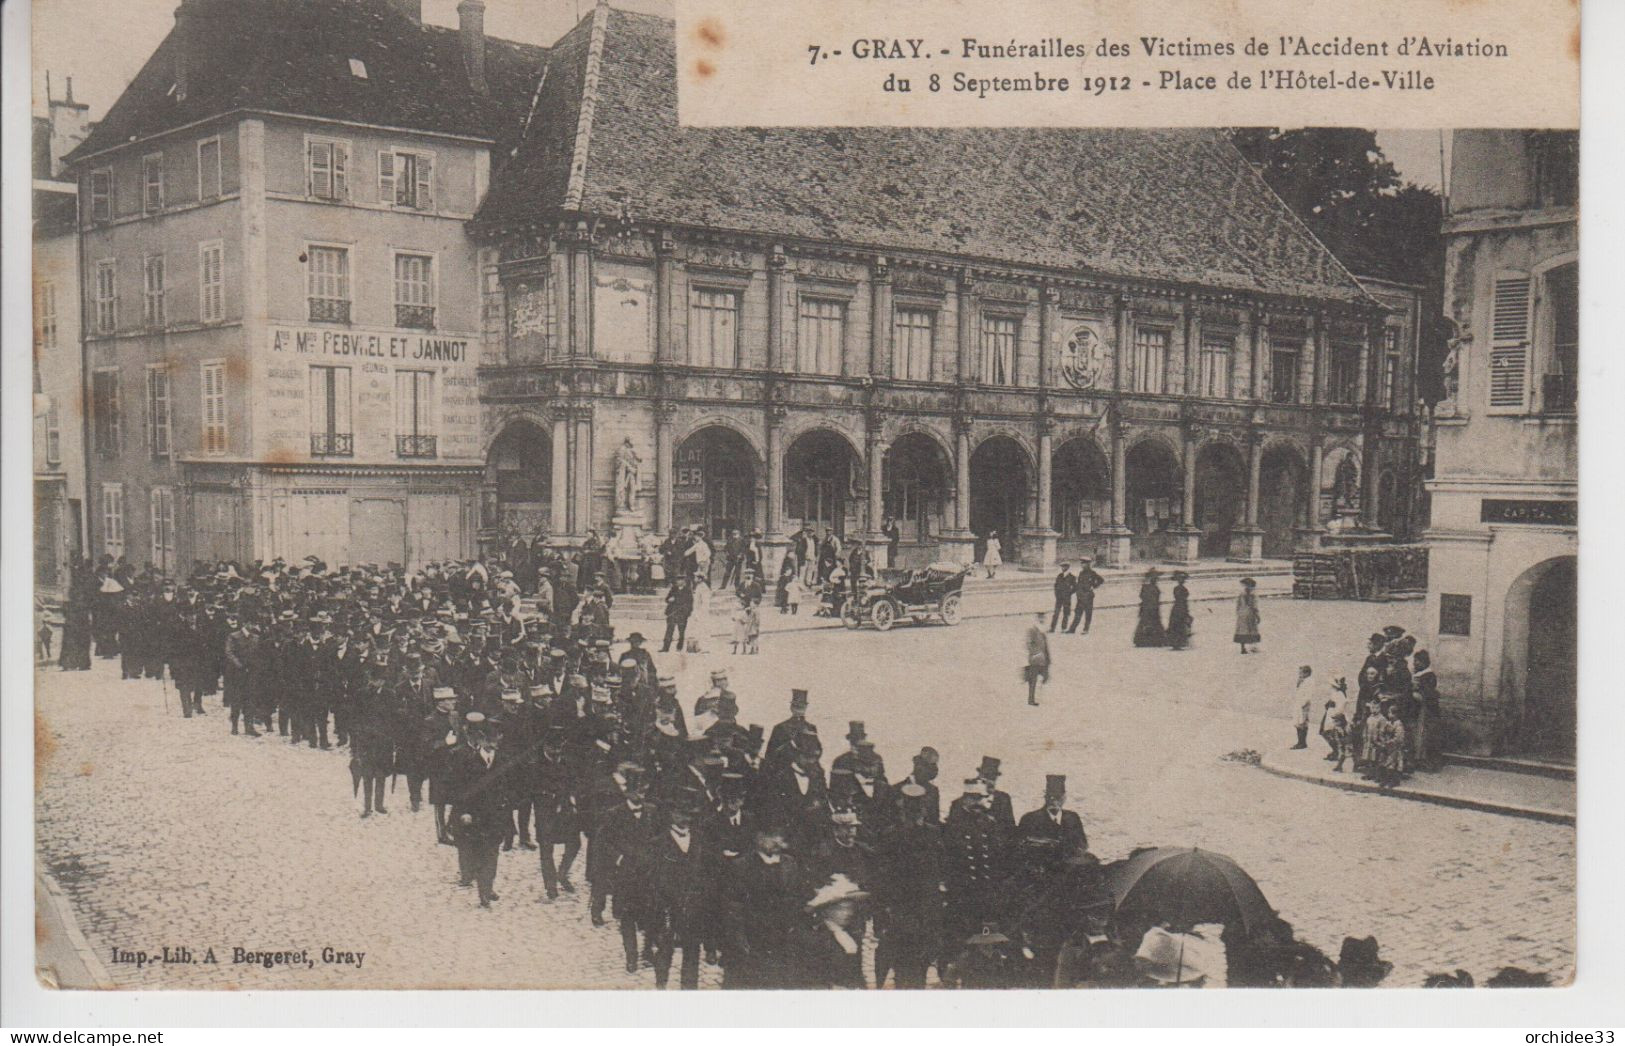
[34,593,1575,990]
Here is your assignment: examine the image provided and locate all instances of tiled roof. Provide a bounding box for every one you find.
[66,0,546,165]
[479,8,1370,303]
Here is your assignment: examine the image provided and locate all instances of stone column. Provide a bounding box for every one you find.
[1103,414,1133,567]
[655,234,676,364]
[1361,432,1384,531]
[864,423,887,562]
[573,406,593,539]
[1172,429,1201,562]
[1296,432,1325,551]
[1114,295,1132,391]
[549,413,570,543]
[940,417,977,565]
[1251,312,1268,399]
[1023,417,1059,568]
[1039,287,1059,389]
[955,270,976,383]
[870,258,892,378]
[1233,431,1265,561]
[655,402,675,533]
[767,247,787,372]
[762,407,789,574]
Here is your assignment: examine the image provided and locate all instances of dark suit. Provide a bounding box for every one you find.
[891,773,941,826]
[1014,807,1088,862]
[644,827,712,988]
[449,744,515,903]
[875,822,945,989]
[1068,567,1104,633]
[723,851,807,989]
[1050,571,1077,632]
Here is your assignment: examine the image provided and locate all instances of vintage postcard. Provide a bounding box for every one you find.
[26,0,1579,998]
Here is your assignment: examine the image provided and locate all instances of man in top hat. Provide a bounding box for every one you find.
[874,781,946,989]
[592,774,655,970]
[644,794,714,989]
[893,747,942,826]
[721,820,807,989]
[767,688,812,758]
[350,650,398,818]
[1015,774,1088,864]
[756,729,829,852]
[831,721,872,777]
[949,756,1015,832]
[1067,556,1105,634]
[448,711,512,907]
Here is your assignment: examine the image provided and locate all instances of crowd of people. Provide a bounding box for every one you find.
[1289,623,1444,787]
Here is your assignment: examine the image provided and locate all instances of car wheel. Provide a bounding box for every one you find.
[940,592,962,625]
[871,599,898,632]
[840,602,862,630]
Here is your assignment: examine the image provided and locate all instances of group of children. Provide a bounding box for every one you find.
[1291,624,1442,788]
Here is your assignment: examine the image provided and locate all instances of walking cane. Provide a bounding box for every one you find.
[160,666,171,715]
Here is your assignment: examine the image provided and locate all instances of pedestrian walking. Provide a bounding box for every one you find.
[1166,571,1193,649]
[981,529,1003,579]
[1132,568,1167,647]
[1049,563,1076,633]
[1068,557,1103,634]
[1023,612,1051,707]
[1234,577,1262,654]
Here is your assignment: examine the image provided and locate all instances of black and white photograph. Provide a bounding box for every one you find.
[14,0,1594,1015]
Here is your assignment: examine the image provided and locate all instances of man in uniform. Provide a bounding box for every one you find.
[1067,556,1104,634]
[943,778,1009,949]
[1049,562,1077,633]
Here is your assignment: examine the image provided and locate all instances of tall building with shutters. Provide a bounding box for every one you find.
[64,0,539,570]
[1425,130,1577,759]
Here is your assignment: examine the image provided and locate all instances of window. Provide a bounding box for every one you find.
[306,245,351,323]
[894,307,934,381]
[1270,338,1301,404]
[197,138,221,201]
[44,399,62,465]
[798,297,846,375]
[101,483,125,558]
[36,282,57,352]
[92,370,121,458]
[1530,131,1578,209]
[981,314,1019,385]
[95,259,117,333]
[396,370,437,458]
[146,366,172,460]
[393,252,435,329]
[309,365,353,456]
[349,57,368,79]
[142,153,164,214]
[149,487,176,571]
[379,149,433,210]
[1382,327,1402,410]
[1132,325,1169,394]
[199,241,224,322]
[688,287,739,367]
[306,138,349,200]
[1197,330,1232,398]
[201,361,227,454]
[89,168,113,222]
[1439,594,1472,637]
[142,254,166,327]
[1542,262,1578,414]
[1488,274,1532,411]
[1330,341,1362,405]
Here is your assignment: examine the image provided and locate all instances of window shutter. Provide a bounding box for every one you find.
[378,150,396,204]
[415,154,432,208]
[333,142,349,198]
[309,142,329,197]
[1489,275,1532,410]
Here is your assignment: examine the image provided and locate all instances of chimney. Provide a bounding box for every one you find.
[46,73,91,176]
[389,0,421,23]
[457,0,487,94]
[173,0,195,101]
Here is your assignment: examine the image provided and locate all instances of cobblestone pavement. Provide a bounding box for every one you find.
[34,594,1575,990]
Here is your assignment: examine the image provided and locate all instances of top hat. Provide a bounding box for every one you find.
[847,720,866,742]
[978,756,1002,779]
[790,688,810,710]
[1044,774,1067,800]
[916,746,940,766]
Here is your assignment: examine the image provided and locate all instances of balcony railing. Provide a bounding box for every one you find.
[397,433,438,459]
[311,431,354,457]
[395,304,435,330]
[1542,372,1577,414]
[308,298,351,324]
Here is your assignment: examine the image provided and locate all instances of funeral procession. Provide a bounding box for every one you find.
[30,0,1575,992]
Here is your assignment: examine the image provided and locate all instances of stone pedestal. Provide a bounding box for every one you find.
[938,531,979,567]
[1101,526,1134,568]
[1293,526,1325,553]
[1020,527,1059,570]
[1229,526,1265,563]
[1168,527,1203,563]
[760,536,791,578]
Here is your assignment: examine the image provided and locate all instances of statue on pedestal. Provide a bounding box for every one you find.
[614,438,642,516]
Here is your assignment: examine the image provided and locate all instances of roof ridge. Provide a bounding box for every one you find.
[562,2,612,214]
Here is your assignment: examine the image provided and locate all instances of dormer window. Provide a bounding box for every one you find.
[349,58,368,79]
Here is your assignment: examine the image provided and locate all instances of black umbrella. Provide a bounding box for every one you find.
[1105,847,1277,936]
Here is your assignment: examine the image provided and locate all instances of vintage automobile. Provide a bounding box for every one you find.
[840,562,970,631]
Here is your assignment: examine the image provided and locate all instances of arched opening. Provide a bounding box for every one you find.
[1260,446,1308,558]
[1323,447,1362,521]
[676,425,760,539]
[1194,442,1247,558]
[1126,440,1181,561]
[488,420,552,539]
[784,429,860,538]
[970,435,1031,564]
[1499,556,1577,761]
[884,432,951,568]
[1052,437,1111,564]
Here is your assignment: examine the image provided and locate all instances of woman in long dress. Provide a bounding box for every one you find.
[1165,571,1193,650]
[1132,568,1167,647]
[1412,649,1442,771]
[982,530,1003,579]
[1233,577,1261,654]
